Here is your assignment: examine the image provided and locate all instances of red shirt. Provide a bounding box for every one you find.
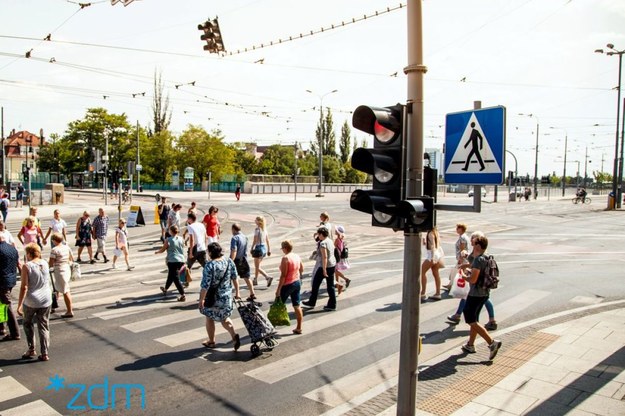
[202,214,220,238]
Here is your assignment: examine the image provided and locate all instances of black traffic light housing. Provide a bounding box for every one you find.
[198,18,225,54]
[350,104,405,229]
[397,197,434,232]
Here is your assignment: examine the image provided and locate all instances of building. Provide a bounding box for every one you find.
[2,130,41,183]
[425,148,443,179]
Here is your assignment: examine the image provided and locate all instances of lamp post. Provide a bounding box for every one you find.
[519,113,540,199]
[25,136,32,209]
[549,127,568,197]
[306,88,338,197]
[595,44,624,208]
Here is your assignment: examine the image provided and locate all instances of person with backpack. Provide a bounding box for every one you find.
[447,231,498,330]
[459,235,502,361]
[158,196,171,242]
[0,193,9,222]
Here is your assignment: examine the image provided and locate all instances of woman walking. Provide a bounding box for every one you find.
[199,242,240,351]
[251,216,272,287]
[75,211,95,264]
[155,225,186,301]
[112,218,134,271]
[334,225,351,294]
[18,216,44,249]
[43,209,67,247]
[302,227,337,311]
[421,226,444,301]
[202,205,221,244]
[48,233,74,318]
[17,243,53,361]
[275,240,304,334]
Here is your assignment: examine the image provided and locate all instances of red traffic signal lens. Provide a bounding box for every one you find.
[373,120,395,143]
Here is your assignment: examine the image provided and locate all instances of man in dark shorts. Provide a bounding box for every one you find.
[460,235,502,360]
[230,223,256,301]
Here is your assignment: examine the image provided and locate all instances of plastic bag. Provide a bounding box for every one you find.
[70,263,81,281]
[268,297,291,327]
[432,247,445,267]
[450,270,470,299]
[0,303,8,323]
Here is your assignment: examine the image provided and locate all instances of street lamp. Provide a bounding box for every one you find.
[595,43,624,208]
[306,88,338,197]
[549,127,568,197]
[519,113,540,199]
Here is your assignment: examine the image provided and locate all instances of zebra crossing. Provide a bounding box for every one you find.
[0,222,587,416]
[0,376,62,416]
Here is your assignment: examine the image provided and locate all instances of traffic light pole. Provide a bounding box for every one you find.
[397,1,425,414]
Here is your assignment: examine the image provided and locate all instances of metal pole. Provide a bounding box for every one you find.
[534,120,539,199]
[618,97,625,208]
[294,142,298,201]
[506,150,518,201]
[609,53,622,209]
[562,134,568,197]
[136,120,140,194]
[27,143,31,210]
[397,1,425,414]
[317,104,324,197]
[104,136,109,206]
[584,146,589,188]
[208,171,212,200]
[1,107,4,186]
[117,174,121,221]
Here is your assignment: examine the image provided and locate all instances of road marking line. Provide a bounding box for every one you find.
[0,376,31,403]
[0,399,62,416]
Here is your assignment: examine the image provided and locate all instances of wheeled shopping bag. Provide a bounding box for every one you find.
[236,299,278,357]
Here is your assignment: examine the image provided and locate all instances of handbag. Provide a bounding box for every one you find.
[450,270,470,299]
[70,263,81,281]
[268,297,291,327]
[0,303,8,324]
[203,262,231,308]
[113,248,122,257]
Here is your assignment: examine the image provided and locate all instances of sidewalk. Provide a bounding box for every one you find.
[359,302,625,416]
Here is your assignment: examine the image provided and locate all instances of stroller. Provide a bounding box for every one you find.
[236,299,279,357]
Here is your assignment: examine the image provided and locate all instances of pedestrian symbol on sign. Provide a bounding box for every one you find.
[462,122,485,172]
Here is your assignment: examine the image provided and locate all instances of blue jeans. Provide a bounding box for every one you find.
[455,297,495,320]
[280,279,301,307]
[306,266,336,309]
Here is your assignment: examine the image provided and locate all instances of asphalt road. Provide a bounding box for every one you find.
[0,191,622,415]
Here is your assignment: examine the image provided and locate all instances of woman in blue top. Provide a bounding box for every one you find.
[155,225,186,301]
[199,242,240,350]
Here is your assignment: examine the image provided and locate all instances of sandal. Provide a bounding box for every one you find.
[292,329,302,335]
[246,295,257,302]
[177,295,186,302]
[160,286,167,296]
[233,334,241,351]
[38,354,50,361]
[201,340,216,348]
[429,294,442,301]
[61,313,74,318]
[22,350,36,359]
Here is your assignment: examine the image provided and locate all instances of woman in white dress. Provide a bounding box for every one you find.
[48,233,74,318]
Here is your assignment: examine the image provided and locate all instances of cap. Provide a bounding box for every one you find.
[336,225,345,235]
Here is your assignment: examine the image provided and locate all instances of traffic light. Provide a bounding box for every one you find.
[397,197,434,231]
[350,104,405,229]
[198,18,225,54]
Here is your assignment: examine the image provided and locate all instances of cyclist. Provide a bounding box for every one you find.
[576,187,587,203]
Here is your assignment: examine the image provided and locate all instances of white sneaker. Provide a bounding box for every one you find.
[461,343,476,353]
[112,264,117,269]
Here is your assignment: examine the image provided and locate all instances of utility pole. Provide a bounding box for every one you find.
[103,136,109,206]
[397,1,425,414]
[136,120,141,193]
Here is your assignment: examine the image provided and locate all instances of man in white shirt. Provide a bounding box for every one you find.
[0,220,15,246]
[186,212,207,270]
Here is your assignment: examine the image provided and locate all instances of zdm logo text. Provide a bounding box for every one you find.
[46,374,146,411]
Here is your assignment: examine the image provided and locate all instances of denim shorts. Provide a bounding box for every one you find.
[462,295,488,325]
[279,279,301,307]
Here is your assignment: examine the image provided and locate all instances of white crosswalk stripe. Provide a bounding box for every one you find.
[0,376,61,416]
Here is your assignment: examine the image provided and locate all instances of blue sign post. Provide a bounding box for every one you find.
[444,106,506,185]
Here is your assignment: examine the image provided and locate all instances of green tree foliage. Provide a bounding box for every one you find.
[339,120,351,163]
[343,160,368,183]
[58,108,134,174]
[311,107,337,157]
[142,130,175,185]
[230,142,258,179]
[176,125,236,182]
[257,144,296,175]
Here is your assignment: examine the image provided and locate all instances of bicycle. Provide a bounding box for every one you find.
[572,196,591,205]
[122,191,132,205]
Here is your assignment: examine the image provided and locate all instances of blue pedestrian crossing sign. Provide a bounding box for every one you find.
[444,106,506,185]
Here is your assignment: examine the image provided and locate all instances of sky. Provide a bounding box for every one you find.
[1,0,624,179]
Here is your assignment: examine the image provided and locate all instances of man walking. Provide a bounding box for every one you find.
[92,208,110,263]
[460,235,502,360]
[186,212,207,274]
[16,183,24,208]
[158,196,171,242]
[230,223,255,301]
[0,233,20,341]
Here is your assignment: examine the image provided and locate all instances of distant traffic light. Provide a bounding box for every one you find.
[350,104,405,229]
[198,18,225,54]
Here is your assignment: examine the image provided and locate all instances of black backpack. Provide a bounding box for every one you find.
[0,198,8,211]
[480,255,499,290]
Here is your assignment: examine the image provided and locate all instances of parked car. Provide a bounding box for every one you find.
[468,187,487,197]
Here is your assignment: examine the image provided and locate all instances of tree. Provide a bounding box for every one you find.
[339,120,351,163]
[176,125,236,182]
[230,142,258,178]
[311,107,337,157]
[142,130,176,185]
[151,70,172,135]
[257,145,296,175]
